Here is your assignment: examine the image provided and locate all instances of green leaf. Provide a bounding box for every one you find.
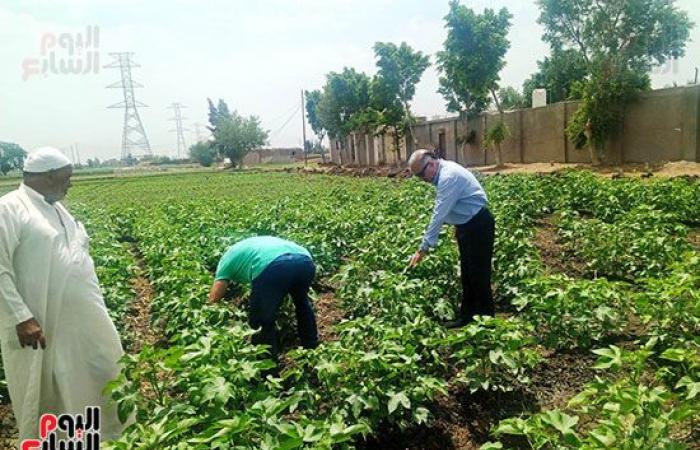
[414,407,430,424]
[387,391,411,414]
[676,376,700,400]
[493,417,528,436]
[540,410,579,436]
[202,376,233,404]
[592,346,622,370]
[660,348,687,362]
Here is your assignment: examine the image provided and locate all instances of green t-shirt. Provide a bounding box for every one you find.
[215,236,311,284]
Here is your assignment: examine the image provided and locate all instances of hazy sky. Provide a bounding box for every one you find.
[1,0,698,161]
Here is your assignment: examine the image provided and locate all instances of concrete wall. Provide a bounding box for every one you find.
[330,85,700,166]
[243,148,301,165]
[620,86,699,162]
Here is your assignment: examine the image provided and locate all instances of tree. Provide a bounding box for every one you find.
[189,141,218,167]
[437,1,513,167]
[522,49,588,106]
[305,89,327,163]
[372,42,430,148]
[317,68,372,164]
[537,0,693,164]
[498,86,526,110]
[212,111,268,168]
[207,98,233,134]
[568,59,650,164]
[0,142,26,175]
[368,80,405,165]
[86,157,101,168]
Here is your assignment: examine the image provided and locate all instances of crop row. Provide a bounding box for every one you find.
[0,170,697,448]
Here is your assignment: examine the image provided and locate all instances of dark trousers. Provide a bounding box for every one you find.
[455,207,496,322]
[249,253,319,356]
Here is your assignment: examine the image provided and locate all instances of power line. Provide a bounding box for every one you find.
[267,102,300,127]
[268,104,301,141]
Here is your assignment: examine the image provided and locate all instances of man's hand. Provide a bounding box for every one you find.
[408,250,426,269]
[209,280,230,304]
[16,318,46,350]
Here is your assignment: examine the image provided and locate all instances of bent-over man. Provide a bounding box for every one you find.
[209,236,319,356]
[0,147,124,442]
[408,149,496,328]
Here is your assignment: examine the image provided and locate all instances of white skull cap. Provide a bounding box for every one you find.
[23,147,72,173]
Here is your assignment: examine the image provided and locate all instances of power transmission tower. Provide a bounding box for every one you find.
[72,144,81,166]
[105,52,152,160]
[192,122,206,142]
[167,103,188,158]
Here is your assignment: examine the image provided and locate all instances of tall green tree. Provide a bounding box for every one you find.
[368,75,406,164]
[522,49,588,106]
[0,142,26,175]
[437,1,513,167]
[537,0,693,164]
[317,68,371,164]
[206,98,233,134]
[372,42,430,148]
[211,111,269,168]
[304,89,327,163]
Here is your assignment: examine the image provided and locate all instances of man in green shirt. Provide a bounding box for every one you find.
[209,236,319,356]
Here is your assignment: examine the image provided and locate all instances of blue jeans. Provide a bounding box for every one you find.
[249,254,319,356]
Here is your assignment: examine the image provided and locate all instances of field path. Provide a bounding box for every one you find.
[124,243,160,352]
[533,215,587,277]
[314,291,345,342]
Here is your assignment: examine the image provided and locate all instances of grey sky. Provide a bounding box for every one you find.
[1,0,698,161]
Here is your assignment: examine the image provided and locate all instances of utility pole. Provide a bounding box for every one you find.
[168,103,188,158]
[105,52,152,161]
[301,89,308,166]
[694,67,698,85]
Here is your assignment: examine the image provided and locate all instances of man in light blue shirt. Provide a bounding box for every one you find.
[408,150,495,328]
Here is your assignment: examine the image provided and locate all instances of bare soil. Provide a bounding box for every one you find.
[532,216,587,277]
[124,244,160,352]
[315,292,346,342]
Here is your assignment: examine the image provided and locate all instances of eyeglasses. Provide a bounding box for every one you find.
[415,160,431,178]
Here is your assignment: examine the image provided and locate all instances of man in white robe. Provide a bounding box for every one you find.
[0,147,124,444]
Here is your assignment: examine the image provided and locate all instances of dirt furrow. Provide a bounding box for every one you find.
[124,244,160,352]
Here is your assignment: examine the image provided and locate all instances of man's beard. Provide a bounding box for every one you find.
[44,191,65,204]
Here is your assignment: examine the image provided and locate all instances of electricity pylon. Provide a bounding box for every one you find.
[105,52,152,160]
[168,103,188,158]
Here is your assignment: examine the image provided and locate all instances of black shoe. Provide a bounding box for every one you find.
[444,318,472,329]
